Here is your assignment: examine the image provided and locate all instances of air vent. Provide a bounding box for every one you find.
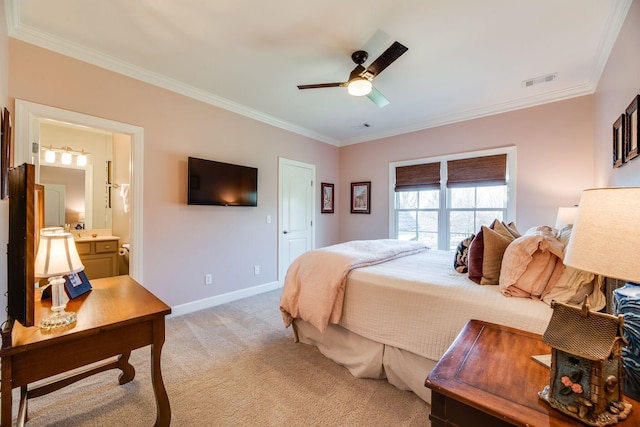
[522,72,558,88]
[352,123,372,130]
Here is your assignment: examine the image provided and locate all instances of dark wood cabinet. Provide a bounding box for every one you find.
[425,320,640,427]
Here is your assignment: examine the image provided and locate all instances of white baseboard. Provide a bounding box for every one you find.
[168,281,280,318]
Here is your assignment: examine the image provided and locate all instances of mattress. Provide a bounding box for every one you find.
[338,249,554,362]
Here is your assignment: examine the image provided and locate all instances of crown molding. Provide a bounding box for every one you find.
[340,83,595,146]
[5,0,632,148]
[6,7,339,146]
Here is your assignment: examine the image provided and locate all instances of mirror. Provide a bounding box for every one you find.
[40,165,92,228]
[38,120,112,231]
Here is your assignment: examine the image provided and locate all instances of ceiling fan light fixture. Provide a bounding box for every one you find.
[347,78,372,96]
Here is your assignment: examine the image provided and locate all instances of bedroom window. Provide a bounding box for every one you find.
[396,189,440,247]
[394,162,441,247]
[391,148,515,250]
[448,185,507,249]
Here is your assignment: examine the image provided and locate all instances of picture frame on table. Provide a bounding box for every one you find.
[625,95,639,162]
[321,182,334,213]
[64,271,93,299]
[350,181,371,214]
[40,270,93,300]
[1,107,12,200]
[613,114,626,168]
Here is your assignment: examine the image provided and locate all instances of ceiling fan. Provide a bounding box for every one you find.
[297,41,408,108]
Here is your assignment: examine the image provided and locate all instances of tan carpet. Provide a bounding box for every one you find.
[15,290,430,426]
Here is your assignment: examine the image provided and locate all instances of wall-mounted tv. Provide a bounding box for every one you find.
[188,156,258,206]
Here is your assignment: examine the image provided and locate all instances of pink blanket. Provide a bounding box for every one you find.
[280,239,429,332]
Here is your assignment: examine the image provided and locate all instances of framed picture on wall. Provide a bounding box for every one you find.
[613,114,626,168]
[350,181,371,214]
[321,182,334,213]
[626,95,639,162]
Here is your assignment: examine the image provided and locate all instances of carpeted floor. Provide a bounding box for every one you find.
[14,289,431,426]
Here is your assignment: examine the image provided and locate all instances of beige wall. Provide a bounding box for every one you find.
[594,0,640,187]
[339,95,595,240]
[8,39,340,308]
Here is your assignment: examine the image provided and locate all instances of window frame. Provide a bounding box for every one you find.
[388,146,517,249]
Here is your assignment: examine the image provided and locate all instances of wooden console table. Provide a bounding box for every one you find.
[425,319,640,426]
[0,275,172,426]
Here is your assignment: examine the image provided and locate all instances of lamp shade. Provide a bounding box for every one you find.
[564,187,640,283]
[554,206,578,229]
[34,231,84,278]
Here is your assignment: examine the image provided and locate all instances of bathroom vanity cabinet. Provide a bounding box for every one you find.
[75,238,120,279]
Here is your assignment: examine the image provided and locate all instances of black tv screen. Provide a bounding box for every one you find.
[188,157,258,206]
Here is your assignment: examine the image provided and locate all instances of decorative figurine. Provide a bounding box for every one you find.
[539,297,632,426]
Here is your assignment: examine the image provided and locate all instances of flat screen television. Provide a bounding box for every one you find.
[188,157,258,206]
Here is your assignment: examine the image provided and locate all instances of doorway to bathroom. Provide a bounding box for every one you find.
[14,99,145,282]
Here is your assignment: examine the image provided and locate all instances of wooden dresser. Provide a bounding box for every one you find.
[425,320,640,426]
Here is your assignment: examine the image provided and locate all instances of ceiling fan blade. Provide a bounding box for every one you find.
[365,41,408,79]
[367,87,390,108]
[297,82,346,90]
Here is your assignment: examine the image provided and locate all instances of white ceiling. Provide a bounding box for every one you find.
[4,0,632,146]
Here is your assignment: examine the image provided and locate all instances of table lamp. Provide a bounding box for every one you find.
[564,187,640,400]
[34,228,85,329]
[554,206,578,230]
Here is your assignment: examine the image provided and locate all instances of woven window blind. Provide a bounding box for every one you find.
[447,154,507,187]
[395,162,440,191]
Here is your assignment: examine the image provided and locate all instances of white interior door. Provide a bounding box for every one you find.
[278,158,315,285]
[43,184,65,227]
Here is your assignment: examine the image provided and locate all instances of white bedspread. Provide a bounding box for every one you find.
[339,249,554,362]
[280,240,428,332]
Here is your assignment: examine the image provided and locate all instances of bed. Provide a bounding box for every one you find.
[279,226,605,403]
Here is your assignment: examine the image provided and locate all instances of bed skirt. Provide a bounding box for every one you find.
[292,319,436,403]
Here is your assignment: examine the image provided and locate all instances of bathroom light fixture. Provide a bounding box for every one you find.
[40,145,90,167]
[44,148,56,163]
[61,150,72,165]
[76,150,88,167]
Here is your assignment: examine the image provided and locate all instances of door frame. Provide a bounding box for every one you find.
[14,100,145,282]
[278,157,316,285]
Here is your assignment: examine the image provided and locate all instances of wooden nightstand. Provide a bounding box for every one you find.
[425,320,640,427]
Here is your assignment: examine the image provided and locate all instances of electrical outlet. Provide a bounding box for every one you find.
[254,265,260,275]
[205,274,212,285]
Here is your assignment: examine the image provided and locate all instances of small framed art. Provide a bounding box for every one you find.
[64,271,92,299]
[321,182,334,213]
[626,95,639,162]
[613,114,626,168]
[350,181,371,214]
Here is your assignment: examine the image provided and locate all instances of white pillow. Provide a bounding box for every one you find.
[542,224,606,311]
